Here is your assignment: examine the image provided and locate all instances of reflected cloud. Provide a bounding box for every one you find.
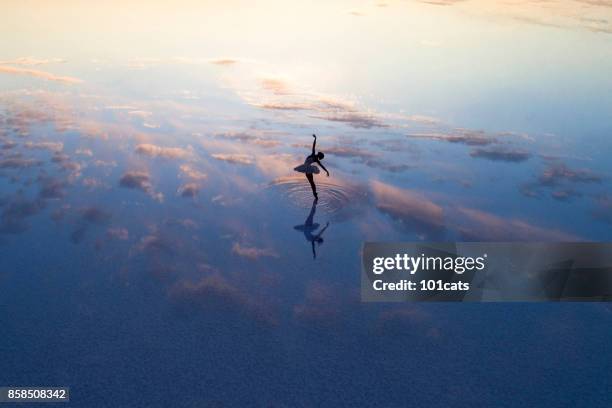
[0,154,40,169]
[179,164,207,181]
[294,281,344,327]
[177,183,199,198]
[0,194,45,234]
[370,180,445,238]
[538,163,602,186]
[209,58,239,65]
[470,147,531,163]
[228,68,433,130]
[213,131,282,148]
[24,141,64,152]
[411,0,612,34]
[407,130,496,146]
[232,242,279,259]
[119,170,163,201]
[107,227,129,240]
[550,189,582,202]
[169,274,277,325]
[38,177,67,199]
[521,162,603,199]
[135,143,192,159]
[212,153,255,165]
[71,207,112,244]
[0,57,66,66]
[0,65,82,84]
[453,207,579,241]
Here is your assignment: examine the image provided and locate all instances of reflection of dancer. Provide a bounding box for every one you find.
[293,199,330,259]
[294,134,329,200]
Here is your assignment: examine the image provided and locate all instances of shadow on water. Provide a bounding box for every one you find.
[293,198,330,259]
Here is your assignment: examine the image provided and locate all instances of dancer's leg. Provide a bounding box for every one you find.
[306,173,318,200]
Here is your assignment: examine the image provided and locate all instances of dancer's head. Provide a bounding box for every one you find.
[317,152,325,160]
[316,237,324,244]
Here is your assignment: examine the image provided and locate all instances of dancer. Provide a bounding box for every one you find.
[293,134,329,200]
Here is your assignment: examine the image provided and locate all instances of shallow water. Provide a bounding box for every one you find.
[1,1,612,407]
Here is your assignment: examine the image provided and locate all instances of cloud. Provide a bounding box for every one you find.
[119,171,151,190]
[293,281,344,326]
[169,274,276,325]
[538,163,602,186]
[38,177,67,199]
[81,177,108,190]
[0,194,45,234]
[470,147,531,162]
[453,207,579,241]
[177,183,199,197]
[407,130,496,146]
[24,141,64,152]
[0,66,82,84]
[80,207,112,224]
[322,145,412,173]
[521,162,603,199]
[50,152,82,177]
[0,57,66,66]
[413,0,612,34]
[135,232,175,256]
[2,141,17,150]
[237,74,405,129]
[232,242,279,259]
[107,227,129,240]
[127,110,152,119]
[325,146,377,160]
[260,78,292,95]
[309,112,387,129]
[70,206,112,244]
[550,189,582,202]
[179,164,207,181]
[211,153,255,165]
[135,143,191,159]
[364,159,413,173]
[75,148,93,156]
[213,131,281,148]
[0,155,40,169]
[119,170,163,201]
[416,0,465,5]
[370,180,445,238]
[209,58,239,65]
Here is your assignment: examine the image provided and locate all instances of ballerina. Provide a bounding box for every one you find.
[293,199,330,259]
[293,134,329,200]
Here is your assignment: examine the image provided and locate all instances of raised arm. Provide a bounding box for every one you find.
[312,134,317,155]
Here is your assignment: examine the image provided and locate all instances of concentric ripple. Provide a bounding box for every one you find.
[269,175,369,217]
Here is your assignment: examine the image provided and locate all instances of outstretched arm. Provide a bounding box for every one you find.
[316,160,329,176]
[314,222,330,240]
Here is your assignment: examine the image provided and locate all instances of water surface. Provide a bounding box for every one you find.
[1,1,611,406]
